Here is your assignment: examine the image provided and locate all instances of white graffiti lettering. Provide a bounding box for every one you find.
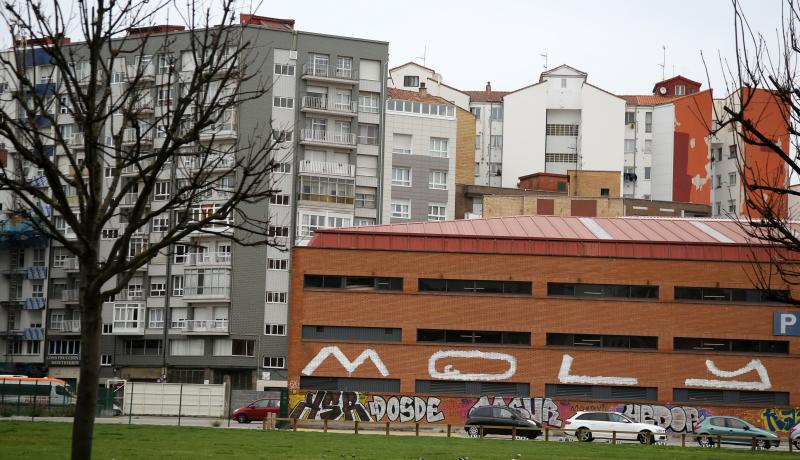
[471,396,563,427]
[301,346,389,377]
[621,404,704,433]
[368,395,445,423]
[428,350,516,381]
[558,354,638,386]
[684,359,771,391]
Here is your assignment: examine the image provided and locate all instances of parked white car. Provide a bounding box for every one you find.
[563,411,667,444]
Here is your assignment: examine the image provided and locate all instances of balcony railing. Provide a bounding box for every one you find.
[186,252,232,266]
[121,158,152,176]
[61,258,80,271]
[186,154,235,171]
[301,96,357,115]
[116,290,145,301]
[112,320,144,334]
[302,63,358,81]
[122,128,153,145]
[183,286,230,300]
[61,289,80,302]
[182,319,229,334]
[52,320,81,333]
[299,129,356,147]
[298,160,356,178]
[69,133,85,149]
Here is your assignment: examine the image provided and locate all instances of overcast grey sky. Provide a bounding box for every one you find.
[257,0,783,96]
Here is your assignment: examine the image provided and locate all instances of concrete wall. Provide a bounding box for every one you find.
[483,195,624,218]
[502,83,547,187]
[650,104,676,201]
[122,382,226,416]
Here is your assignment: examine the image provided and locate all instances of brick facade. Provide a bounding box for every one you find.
[288,247,799,404]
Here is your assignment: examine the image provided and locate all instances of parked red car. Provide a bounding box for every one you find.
[231,398,280,423]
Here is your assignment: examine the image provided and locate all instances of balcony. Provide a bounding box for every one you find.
[183,286,230,302]
[186,252,232,266]
[52,320,81,333]
[122,128,153,146]
[299,129,356,149]
[120,158,152,176]
[298,160,355,178]
[199,111,237,141]
[23,297,46,310]
[61,289,80,303]
[187,154,235,171]
[116,290,145,301]
[301,63,358,84]
[69,133,85,150]
[26,266,48,280]
[301,96,357,117]
[62,257,80,271]
[119,193,140,207]
[182,319,229,334]
[112,319,144,335]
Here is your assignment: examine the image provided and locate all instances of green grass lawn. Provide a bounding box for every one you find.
[0,421,795,459]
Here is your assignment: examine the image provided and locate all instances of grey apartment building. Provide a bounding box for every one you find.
[0,15,388,390]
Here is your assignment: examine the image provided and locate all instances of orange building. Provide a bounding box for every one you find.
[287,216,800,432]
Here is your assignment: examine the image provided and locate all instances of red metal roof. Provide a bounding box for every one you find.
[308,215,799,262]
[464,90,510,103]
[387,87,450,104]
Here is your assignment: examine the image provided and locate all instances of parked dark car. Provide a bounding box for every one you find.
[464,406,542,439]
[231,398,280,423]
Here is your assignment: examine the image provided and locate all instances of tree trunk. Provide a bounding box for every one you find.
[71,263,103,460]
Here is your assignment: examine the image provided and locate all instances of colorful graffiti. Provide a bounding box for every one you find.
[288,390,799,434]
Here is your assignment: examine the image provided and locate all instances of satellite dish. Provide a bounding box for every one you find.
[658,86,667,95]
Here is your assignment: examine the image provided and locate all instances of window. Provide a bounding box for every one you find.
[157,87,173,106]
[102,228,119,239]
[358,93,380,113]
[355,190,376,209]
[416,380,529,396]
[303,325,401,342]
[265,324,286,336]
[273,96,294,108]
[102,323,113,334]
[267,259,288,270]
[335,56,353,78]
[548,282,658,299]
[148,308,164,328]
[429,137,449,157]
[600,188,610,197]
[475,134,481,150]
[419,279,532,295]
[31,282,44,298]
[403,75,419,87]
[674,286,789,303]
[391,201,410,219]
[547,333,657,349]
[268,226,289,238]
[51,312,64,330]
[644,139,652,154]
[52,248,68,268]
[151,216,169,232]
[33,248,45,266]
[113,303,141,328]
[48,339,81,355]
[101,355,113,366]
[624,139,635,154]
[174,244,187,264]
[490,135,503,149]
[275,162,291,174]
[491,106,503,121]
[644,167,651,180]
[675,84,685,96]
[357,124,379,145]
[625,112,636,124]
[418,329,530,346]
[266,292,287,303]
[157,54,173,75]
[729,145,737,158]
[304,275,403,291]
[392,134,412,154]
[428,204,446,221]
[728,200,736,213]
[429,170,447,190]
[264,356,286,368]
[270,194,290,206]
[546,384,657,401]
[171,275,184,296]
[715,174,721,188]
[170,339,204,356]
[153,181,170,201]
[355,218,375,226]
[489,162,502,176]
[474,162,480,177]
[274,63,295,76]
[391,167,411,186]
[231,339,255,357]
[470,107,481,119]
[673,388,788,406]
[149,282,166,297]
[545,124,579,136]
[729,172,737,186]
[674,337,788,354]
[645,112,653,133]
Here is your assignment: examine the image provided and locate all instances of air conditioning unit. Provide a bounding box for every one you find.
[261,371,271,380]
[288,50,297,61]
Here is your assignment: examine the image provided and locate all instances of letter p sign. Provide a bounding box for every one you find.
[774,312,800,336]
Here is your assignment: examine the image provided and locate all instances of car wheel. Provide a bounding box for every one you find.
[697,434,713,448]
[576,428,593,442]
[793,439,800,450]
[466,425,480,438]
[237,414,249,424]
[755,439,769,450]
[638,430,653,445]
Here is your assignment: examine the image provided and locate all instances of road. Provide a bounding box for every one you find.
[4,416,796,453]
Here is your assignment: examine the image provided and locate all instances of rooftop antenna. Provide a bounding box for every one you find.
[540,52,548,70]
[658,45,667,80]
[416,45,427,67]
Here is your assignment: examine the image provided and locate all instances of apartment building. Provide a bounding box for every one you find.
[0,15,388,389]
[503,65,626,187]
[464,83,508,187]
[382,88,458,222]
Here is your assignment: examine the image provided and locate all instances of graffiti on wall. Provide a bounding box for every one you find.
[470,396,563,427]
[368,395,445,423]
[428,350,516,381]
[301,346,389,377]
[289,391,373,421]
[684,359,771,391]
[618,404,707,433]
[558,354,638,386]
[761,408,800,432]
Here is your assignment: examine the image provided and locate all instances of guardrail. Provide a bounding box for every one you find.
[257,417,795,452]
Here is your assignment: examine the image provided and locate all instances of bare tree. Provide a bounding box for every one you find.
[0,1,280,457]
[705,0,798,303]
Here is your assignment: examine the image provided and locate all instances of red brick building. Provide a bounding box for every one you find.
[287,216,800,428]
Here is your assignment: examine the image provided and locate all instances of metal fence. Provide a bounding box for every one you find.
[0,380,114,417]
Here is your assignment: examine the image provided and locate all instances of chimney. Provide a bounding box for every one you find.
[419,82,428,97]
[485,81,492,93]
